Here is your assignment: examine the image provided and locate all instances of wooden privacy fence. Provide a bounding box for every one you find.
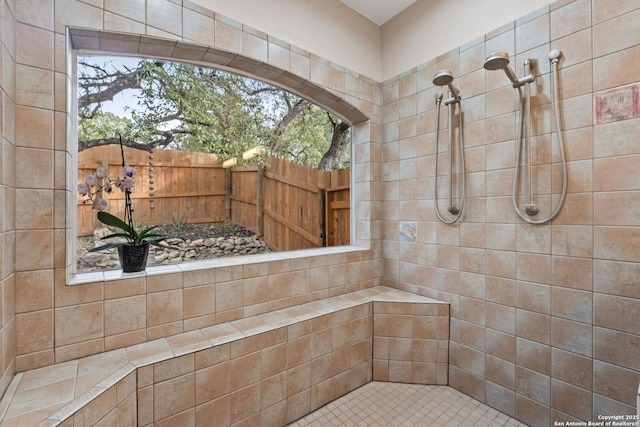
[78,147,350,250]
[77,146,227,236]
[229,156,351,251]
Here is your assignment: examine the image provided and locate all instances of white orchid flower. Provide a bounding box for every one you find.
[95,167,107,179]
[77,182,90,195]
[123,165,137,179]
[85,173,98,186]
[93,197,108,211]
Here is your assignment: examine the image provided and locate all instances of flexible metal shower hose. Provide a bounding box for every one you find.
[512,57,567,224]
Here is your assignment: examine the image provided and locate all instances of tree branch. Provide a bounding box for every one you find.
[79,137,155,152]
[78,67,147,109]
[318,120,350,171]
[270,99,307,152]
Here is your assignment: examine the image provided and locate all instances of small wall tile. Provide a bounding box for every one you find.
[195,395,230,427]
[552,378,592,420]
[154,373,194,422]
[516,394,551,427]
[594,293,640,335]
[147,290,183,328]
[551,287,592,323]
[54,303,102,347]
[195,361,229,406]
[551,256,593,291]
[486,382,516,418]
[74,385,118,426]
[551,348,592,390]
[104,296,146,337]
[287,389,310,424]
[516,365,550,406]
[154,354,194,384]
[517,282,550,316]
[458,369,485,402]
[486,355,515,390]
[287,362,310,398]
[15,270,54,313]
[331,346,351,377]
[516,338,550,376]
[550,0,591,40]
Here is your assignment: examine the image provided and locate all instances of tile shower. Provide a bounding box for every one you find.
[0,0,638,426]
[382,0,640,425]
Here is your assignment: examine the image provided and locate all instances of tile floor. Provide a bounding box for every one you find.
[288,382,529,427]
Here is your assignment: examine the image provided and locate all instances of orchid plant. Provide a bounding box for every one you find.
[78,140,177,253]
[77,165,135,212]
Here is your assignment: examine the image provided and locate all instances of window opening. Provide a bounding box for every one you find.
[76,55,351,273]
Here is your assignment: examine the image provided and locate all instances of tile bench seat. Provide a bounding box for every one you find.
[0,286,449,426]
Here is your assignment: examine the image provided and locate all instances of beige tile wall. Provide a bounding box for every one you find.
[137,306,374,426]
[7,0,640,426]
[372,301,449,385]
[56,370,137,427]
[134,300,449,426]
[382,0,640,425]
[0,0,17,404]
[10,0,382,385]
[0,287,444,425]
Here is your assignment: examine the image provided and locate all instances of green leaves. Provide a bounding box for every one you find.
[89,211,181,252]
[77,55,349,170]
[97,211,131,234]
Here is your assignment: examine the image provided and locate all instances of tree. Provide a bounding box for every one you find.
[77,56,351,170]
[318,116,351,170]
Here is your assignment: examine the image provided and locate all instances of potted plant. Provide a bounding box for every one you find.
[78,140,178,272]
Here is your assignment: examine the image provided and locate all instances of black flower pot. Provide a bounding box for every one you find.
[118,243,149,272]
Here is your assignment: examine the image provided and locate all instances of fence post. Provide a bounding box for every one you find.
[225,168,232,221]
[256,165,264,237]
[319,187,326,247]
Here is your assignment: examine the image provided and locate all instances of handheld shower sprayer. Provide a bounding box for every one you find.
[432,70,465,223]
[433,70,460,104]
[483,52,535,88]
[483,50,568,224]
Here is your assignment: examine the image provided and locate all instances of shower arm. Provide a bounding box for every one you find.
[511,67,535,88]
[444,86,461,105]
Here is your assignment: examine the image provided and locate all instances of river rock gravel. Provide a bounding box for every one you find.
[77,222,271,273]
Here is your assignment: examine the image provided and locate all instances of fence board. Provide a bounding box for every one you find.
[78,147,349,251]
[78,146,225,235]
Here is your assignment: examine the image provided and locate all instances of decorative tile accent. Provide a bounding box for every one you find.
[594,83,639,124]
[399,221,417,242]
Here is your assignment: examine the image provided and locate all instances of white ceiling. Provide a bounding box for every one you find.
[340,0,417,25]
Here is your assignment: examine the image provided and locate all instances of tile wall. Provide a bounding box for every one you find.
[57,371,137,427]
[372,301,449,385]
[132,298,449,426]
[381,0,640,425]
[0,287,446,426]
[0,0,17,401]
[10,0,382,387]
[137,305,375,426]
[6,0,640,426]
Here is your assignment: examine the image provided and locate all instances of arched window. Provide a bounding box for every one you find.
[74,52,353,273]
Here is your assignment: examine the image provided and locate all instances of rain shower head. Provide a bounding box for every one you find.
[484,52,519,86]
[433,70,460,101]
